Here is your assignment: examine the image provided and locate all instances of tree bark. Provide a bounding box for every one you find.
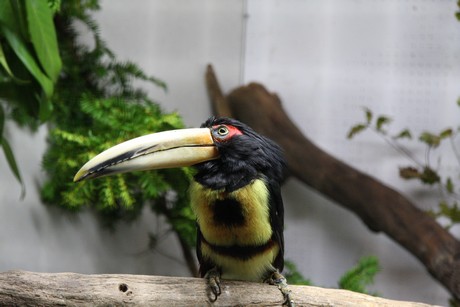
[0,270,443,306]
[205,64,460,301]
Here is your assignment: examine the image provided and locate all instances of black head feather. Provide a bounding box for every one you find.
[194,117,285,192]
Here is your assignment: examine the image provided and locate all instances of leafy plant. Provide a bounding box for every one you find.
[283,261,312,286]
[348,106,460,229]
[0,0,62,192]
[38,1,198,248]
[285,256,380,296]
[339,256,380,295]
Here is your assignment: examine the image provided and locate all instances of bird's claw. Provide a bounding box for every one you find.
[205,268,221,302]
[267,271,295,307]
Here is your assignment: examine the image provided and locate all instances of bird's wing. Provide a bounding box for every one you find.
[196,224,215,277]
[267,179,285,272]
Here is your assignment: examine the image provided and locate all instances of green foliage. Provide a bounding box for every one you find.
[38,2,195,247]
[364,107,372,124]
[347,108,392,139]
[450,298,460,307]
[399,166,441,185]
[0,105,22,187]
[348,106,460,229]
[0,0,195,272]
[42,97,187,211]
[395,129,412,140]
[1,136,24,196]
[419,129,453,149]
[347,123,367,139]
[0,0,62,187]
[339,256,380,295]
[456,1,460,22]
[446,177,454,194]
[284,256,381,295]
[26,0,62,83]
[431,201,460,227]
[375,116,391,133]
[283,261,312,286]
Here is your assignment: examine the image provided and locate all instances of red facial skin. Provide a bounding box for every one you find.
[211,124,243,143]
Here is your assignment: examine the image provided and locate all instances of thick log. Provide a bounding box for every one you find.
[205,65,460,300]
[0,270,442,306]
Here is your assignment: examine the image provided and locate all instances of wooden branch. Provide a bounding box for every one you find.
[205,64,233,117]
[205,65,460,301]
[0,270,442,306]
[157,195,199,277]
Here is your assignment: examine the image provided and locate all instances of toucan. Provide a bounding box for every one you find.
[74,116,293,305]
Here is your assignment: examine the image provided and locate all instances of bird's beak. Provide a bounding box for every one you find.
[73,128,218,182]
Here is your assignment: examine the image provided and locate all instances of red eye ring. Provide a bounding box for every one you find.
[211,124,242,142]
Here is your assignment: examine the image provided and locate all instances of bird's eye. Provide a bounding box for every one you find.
[216,126,229,136]
[211,124,242,142]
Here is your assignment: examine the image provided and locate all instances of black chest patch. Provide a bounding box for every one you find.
[212,198,245,226]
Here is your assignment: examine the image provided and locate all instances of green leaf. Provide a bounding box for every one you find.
[376,116,391,132]
[363,107,372,124]
[47,0,61,13]
[347,124,367,139]
[1,136,25,197]
[420,167,440,185]
[419,132,440,148]
[1,26,53,97]
[26,0,62,82]
[446,178,454,194]
[395,129,412,140]
[439,128,453,139]
[37,95,53,122]
[0,1,18,32]
[0,41,14,77]
[0,41,28,83]
[6,0,29,40]
[0,1,30,82]
[438,201,460,225]
[0,104,4,137]
[399,166,420,180]
[283,260,312,286]
[339,256,380,295]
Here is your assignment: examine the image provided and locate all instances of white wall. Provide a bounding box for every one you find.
[1,1,459,305]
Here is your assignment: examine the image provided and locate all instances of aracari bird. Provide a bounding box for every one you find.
[74,117,293,306]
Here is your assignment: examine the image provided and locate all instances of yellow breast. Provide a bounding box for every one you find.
[190,179,272,247]
[200,241,279,281]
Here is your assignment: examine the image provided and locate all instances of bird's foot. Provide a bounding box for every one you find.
[266,270,295,307]
[205,267,221,302]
